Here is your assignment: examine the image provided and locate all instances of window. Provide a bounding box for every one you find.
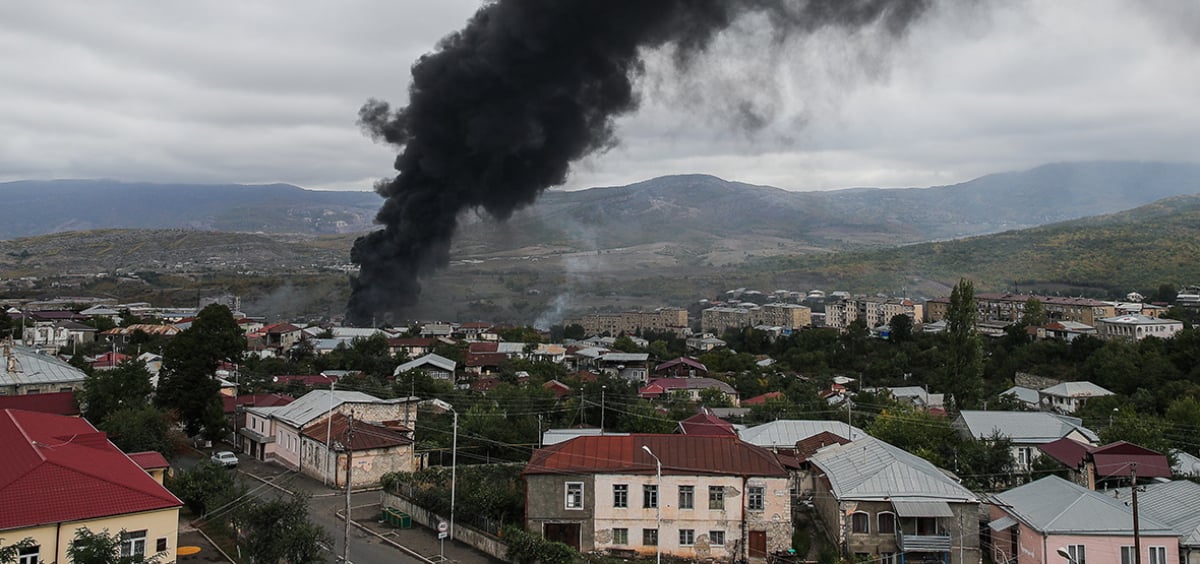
[1149,546,1167,564]
[120,531,147,560]
[709,486,725,510]
[643,529,658,547]
[613,528,628,545]
[17,545,38,564]
[748,486,765,511]
[679,485,694,509]
[877,512,896,534]
[1066,544,1085,564]
[613,484,628,508]
[1121,546,1135,564]
[880,553,896,564]
[851,512,870,534]
[156,538,168,553]
[1017,447,1032,467]
[565,482,584,509]
[709,531,725,546]
[679,529,695,546]
[643,484,658,508]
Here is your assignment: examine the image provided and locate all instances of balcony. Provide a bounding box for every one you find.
[897,531,951,552]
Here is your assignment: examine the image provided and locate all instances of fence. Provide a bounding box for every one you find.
[381,491,511,561]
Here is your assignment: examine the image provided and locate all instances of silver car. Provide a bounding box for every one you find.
[210,451,238,468]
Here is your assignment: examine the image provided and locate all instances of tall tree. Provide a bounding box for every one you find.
[233,496,329,564]
[888,313,914,342]
[66,528,165,564]
[939,278,984,409]
[77,360,154,425]
[1021,297,1047,327]
[101,406,174,459]
[156,304,245,436]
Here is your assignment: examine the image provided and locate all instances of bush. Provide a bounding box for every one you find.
[503,526,578,564]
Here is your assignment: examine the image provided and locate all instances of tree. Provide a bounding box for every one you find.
[562,323,585,340]
[233,495,330,564]
[101,406,175,459]
[938,278,984,409]
[698,387,732,407]
[1022,298,1047,327]
[867,406,959,468]
[167,460,244,516]
[66,527,165,564]
[77,359,154,425]
[888,314,913,342]
[0,537,35,564]
[156,304,244,435]
[610,335,641,353]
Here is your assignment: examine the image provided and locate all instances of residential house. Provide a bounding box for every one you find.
[100,324,181,344]
[394,353,457,381]
[388,337,437,359]
[809,436,981,564]
[1113,480,1200,564]
[741,392,785,407]
[523,434,792,560]
[676,408,738,437]
[639,377,738,406]
[128,451,171,485]
[529,343,568,364]
[22,320,96,354]
[597,352,651,382]
[420,323,455,338]
[954,410,1098,472]
[226,393,294,453]
[241,389,419,486]
[1039,321,1096,342]
[0,409,183,564]
[999,386,1040,410]
[299,412,415,488]
[79,305,121,322]
[1095,314,1184,341]
[686,335,726,353]
[91,351,131,371]
[1037,381,1114,414]
[261,323,304,354]
[869,386,945,414]
[1,342,89,396]
[1037,438,1171,490]
[654,357,709,378]
[738,420,866,451]
[988,476,1178,564]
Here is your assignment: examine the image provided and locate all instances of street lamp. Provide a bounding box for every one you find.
[1056,547,1080,564]
[641,445,662,564]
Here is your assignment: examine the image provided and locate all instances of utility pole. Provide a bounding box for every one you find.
[450,407,458,540]
[343,411,355,564]
[325,381,335,486]
[1132,462,1141,564]
[601,385,606,434]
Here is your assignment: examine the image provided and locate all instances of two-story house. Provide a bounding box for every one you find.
[0,409,183,564]
[809,436,980,564]
[954,410,1098,472]
[523,434,792,561]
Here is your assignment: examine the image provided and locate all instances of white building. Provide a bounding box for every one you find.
[1094,314,1183,341]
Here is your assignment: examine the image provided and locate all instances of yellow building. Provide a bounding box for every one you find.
[0,409,182,563]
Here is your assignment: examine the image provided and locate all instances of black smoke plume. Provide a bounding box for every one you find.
[347,0,931,325]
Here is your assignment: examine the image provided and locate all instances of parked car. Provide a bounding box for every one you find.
[211,451,238,468]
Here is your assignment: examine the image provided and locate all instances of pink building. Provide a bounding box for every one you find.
[989,476,1179,564]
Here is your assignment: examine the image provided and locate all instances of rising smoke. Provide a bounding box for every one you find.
[347,0,932,325]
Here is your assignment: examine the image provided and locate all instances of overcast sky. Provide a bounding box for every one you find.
[2,0,1198,192]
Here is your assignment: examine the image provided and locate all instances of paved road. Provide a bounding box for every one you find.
[177,448,502,564]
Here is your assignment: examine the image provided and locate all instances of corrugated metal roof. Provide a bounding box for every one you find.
[1,345,89,387]
[525,434,788,478]
[809,436,976,502]
[252,389,382,427]
[995,476,1175,536]
[1040,381,1114,398]
[396,353,456,373]
[988,516,1016,531]
[956,410,1099,443]
[739,420,866,447]
[1113,480,1200,545]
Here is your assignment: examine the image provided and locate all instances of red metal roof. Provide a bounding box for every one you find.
[742,391,784,406]
[0,391,80,416]
[273,374,337,387]
[1039,438,1171,479]
[300,413,411,451]
[654,357,708,374]
[794,431,851,461]
[222,393,294,414]
[465,352,508,367]
[678,411,737,437]
[524,434,788,478]
[264,323,302,334]
[543,380,574,399]
[0,409,182,530]
[468,342,499,353]
[127,451,170,470]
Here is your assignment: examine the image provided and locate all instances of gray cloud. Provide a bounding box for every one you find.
[1,0,1197,191]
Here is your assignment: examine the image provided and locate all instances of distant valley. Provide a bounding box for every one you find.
[3,161,1200,322]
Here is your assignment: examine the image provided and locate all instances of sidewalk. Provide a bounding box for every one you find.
[236,456,503,564]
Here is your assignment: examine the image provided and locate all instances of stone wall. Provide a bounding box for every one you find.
[380,491,510,562]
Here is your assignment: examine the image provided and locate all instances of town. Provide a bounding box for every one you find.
[2,281,1199,564]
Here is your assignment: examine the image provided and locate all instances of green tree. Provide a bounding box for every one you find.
[1022,298,1047,327]
[1100,409,1173,455]
[562,323,585,340]
[233,495,330,564]
[167,461,244,516]
[938,278,984,409]
[0,537,35,564]
[698,387,732,408]
[867,406,958,468]
[77,360,154,425]
[156,304,244,436]
[66,527,165,564]
[888,314,914,342]
[610,335,641,353]
[101,406,174,459]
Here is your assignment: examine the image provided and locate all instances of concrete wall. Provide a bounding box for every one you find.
[380,491,509,561]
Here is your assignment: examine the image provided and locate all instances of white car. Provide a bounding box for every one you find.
[210,451,238,468]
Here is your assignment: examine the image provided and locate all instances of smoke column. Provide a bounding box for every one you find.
[348,0,931,325]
